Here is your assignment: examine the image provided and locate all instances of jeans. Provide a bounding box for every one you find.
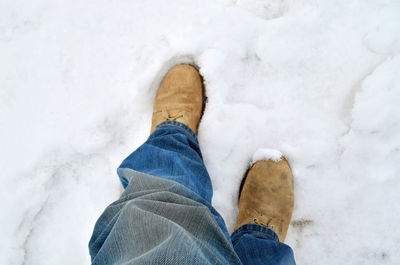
[89,121,296,265]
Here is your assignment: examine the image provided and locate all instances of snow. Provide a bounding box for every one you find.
[1,0,400,264]
[251,148,283,163]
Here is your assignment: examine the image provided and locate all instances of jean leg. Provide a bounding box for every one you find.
[118,121,212,202]
[231,224,296,265]
[117,121,229,234]
[89,121,242,264]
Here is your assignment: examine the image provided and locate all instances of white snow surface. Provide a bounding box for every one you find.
[1,0,400,264]
[251,148,283,163]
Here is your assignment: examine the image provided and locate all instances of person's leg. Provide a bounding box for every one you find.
[231,158,296,265]
[89,64,242,264]
[118,120,228,233]
[118,120,212,203]
[231,224,296,265]
[89,121,242,264]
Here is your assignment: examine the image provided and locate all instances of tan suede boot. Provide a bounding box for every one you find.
[235,158,294,242]
[150,64,205,134]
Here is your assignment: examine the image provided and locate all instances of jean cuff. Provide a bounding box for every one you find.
[231,223,280,243]
[154,121,199,143]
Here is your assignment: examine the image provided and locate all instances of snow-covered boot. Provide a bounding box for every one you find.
[150,64,205,134]
[235,158,294,242]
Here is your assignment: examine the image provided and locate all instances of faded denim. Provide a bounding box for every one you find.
[89,121,296,265]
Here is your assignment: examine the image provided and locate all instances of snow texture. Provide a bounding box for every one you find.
[251,148,283,163]
[1,0,400,264]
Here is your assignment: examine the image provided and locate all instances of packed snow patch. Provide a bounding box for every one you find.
[251,148,283,164]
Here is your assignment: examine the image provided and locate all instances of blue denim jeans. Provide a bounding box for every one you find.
[89,121,296,265]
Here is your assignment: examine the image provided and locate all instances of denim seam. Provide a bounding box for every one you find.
[156,121,198,143]
[239,229,277,241]
[232,224,280,242]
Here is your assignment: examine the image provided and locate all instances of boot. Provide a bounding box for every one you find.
[235,158,294,242]
[150,64,205,134]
